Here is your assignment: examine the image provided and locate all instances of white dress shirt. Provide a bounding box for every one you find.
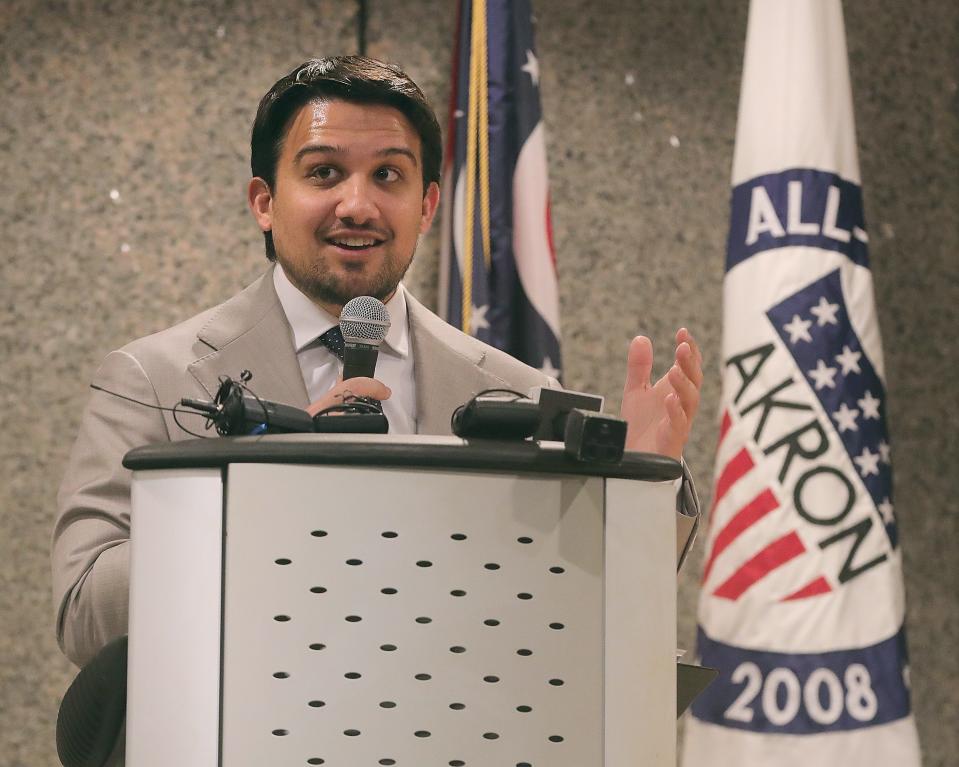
[273,265,417,434]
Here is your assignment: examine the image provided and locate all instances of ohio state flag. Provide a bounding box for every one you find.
[438,0,562,379]
[682,2,921,764]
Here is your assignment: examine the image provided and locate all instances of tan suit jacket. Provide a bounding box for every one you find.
[53,268,698,668]
[53,269,562,666]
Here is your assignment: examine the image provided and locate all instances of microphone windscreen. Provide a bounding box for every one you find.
[340,296,391,345]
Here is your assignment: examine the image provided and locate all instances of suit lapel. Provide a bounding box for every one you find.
[188,268,310,408]
[407,292,511,435]
[186,275,505,429]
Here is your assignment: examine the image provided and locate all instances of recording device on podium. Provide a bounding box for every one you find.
[449,386,629,462]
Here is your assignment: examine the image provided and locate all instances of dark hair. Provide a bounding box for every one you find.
[251,56,442,261]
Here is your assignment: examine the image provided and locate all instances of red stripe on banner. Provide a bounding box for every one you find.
[712,531,806,600]
[701,488,779,584]
[707,447,754,531]
[545,197,557,269]
[714,448,754,506]
[717,410,732,448]
[782,575,833,601]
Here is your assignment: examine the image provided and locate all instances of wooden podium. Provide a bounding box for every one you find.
[123,434,683,766]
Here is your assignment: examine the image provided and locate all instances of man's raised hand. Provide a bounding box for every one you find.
[619,328,703,460]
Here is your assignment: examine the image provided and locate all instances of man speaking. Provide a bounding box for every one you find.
[52,56,704,669]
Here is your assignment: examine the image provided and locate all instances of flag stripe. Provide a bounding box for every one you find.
[708,447,755,533]
[702,488,779,584]
[781,575,833,601]
[713,448,754,505]
[718,409,733,447]
[712,531,806,600]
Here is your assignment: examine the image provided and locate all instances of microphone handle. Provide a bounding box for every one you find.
[342,340,379,380]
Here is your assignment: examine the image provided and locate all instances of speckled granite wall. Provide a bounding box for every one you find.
[1,1,955,765]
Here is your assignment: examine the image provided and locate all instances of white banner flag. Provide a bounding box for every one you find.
[683,1,921,764]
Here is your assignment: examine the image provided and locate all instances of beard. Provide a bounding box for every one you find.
[279,243,416,311]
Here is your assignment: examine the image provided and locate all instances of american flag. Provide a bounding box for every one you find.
[438,0,562,379]
[683,2,920,764]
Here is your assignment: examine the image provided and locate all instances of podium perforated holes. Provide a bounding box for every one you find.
[344,729,360,736]
[516,762,532,767]
[271,729,288,736]
[548,735,564,743]
[274,614,291,622]
[223,469,605,764]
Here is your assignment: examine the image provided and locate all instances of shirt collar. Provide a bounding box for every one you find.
[273,264,410,358]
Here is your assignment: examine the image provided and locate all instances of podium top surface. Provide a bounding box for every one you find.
[123,434,682,482]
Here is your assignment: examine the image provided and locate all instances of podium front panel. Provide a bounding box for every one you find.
[124,438,681,766]
[127,468,223,766]
[221,464,605,766]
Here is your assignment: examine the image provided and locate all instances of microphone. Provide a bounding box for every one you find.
[339,296,391,380]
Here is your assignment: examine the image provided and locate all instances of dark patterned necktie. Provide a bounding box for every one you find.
[318,326,345,360]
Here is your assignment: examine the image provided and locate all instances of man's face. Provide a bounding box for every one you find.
[249,99,440,314]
